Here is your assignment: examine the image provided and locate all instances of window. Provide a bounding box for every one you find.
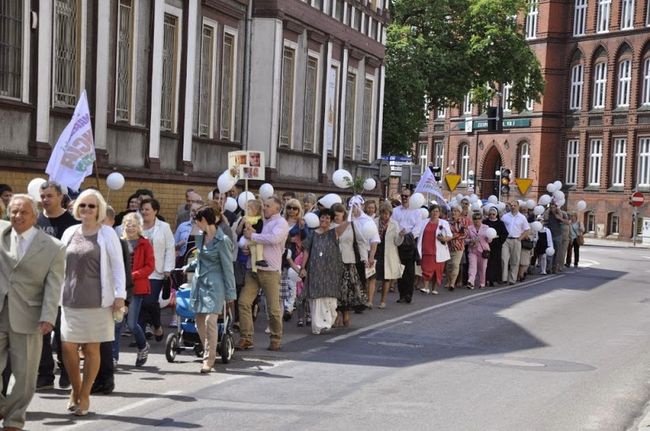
[344,71,357,159]
[638,137,650,186]
[525,98,534,111]
[617,59,631,107]
[593,62,607,109]
[502,82,512,112]
[518,142,530,178]
[353,8,361,30]
[303,56,319,153]
[0,0,23,99]
[460,144,470,184]
[570,64,583,110]
[566,139,579,185]
[436,106,446,119]
[620,0,635,29]
[647,0,650,25]
[115,0,135,122]
[586,211,595,233]
[588,138,603,186]
[573,0,587,36]
[53,0,82,107]
[611,138,626,187]
[196,23,215,137]
[325,63,340,155]
[642,57,650,106]
[525,0,539,39]
[597,0,611,33]
[279,46,296,148]
[608,213,619,235]
[419,143,428,165]
[463,92,472,115]
[312,0,323,10]
[160,13,181,132]
[360,78,374,162]
[434,140,444,171]
[334,0,343,20]
[220,31,237,140]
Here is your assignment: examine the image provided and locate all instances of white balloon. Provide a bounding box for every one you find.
[106,172,125,191]
[319,193,342,209]
[553,180,562,191]
[483,205,491,215]
[217,170,237,194]
[488,195,498,204]
[455,194,465,202]
[363,178,377,191]
[538,195,552,206]
[552,190,565,201]
[419,207,429,219]
[361,220,378,240]
[546,247,555,256]
[259,183,274,200]
[224,197,237,213]
[496,202,506,213]
[576,200,587,211]
[237,191,255,210]
[332,169,353,189]
[533,205,545,216]
[546,183,555,193]
[485,227,497,240]
[470,194,479,203]
[409,193,426,209]
[555,199,566,208]
[471,201,481,211]
[530,221,543,232]
[207,191,214,201]
[304,212,320,228]
[27,178,47,202]
[526,199,536,209]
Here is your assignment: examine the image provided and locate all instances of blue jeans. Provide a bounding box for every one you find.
[113,295,147,361]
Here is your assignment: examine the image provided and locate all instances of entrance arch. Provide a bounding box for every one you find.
[480,146,503,199]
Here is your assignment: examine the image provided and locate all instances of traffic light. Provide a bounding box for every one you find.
[500,168,511,194]
[487,106,503,132]
[430,165,441,181]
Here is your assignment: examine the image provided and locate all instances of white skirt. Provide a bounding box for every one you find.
[61,306,114,343]
[309,297,338,335]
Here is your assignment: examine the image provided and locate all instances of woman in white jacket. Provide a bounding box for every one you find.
[60,190,125,416]
[139,198,175,341]
[415,204,453,295]
[367,202,404,309]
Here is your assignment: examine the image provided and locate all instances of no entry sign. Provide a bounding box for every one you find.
[631,191,645,207]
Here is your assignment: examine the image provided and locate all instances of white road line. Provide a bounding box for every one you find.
[326,274,564,344]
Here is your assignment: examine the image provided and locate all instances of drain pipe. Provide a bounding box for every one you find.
[241,0,253,150]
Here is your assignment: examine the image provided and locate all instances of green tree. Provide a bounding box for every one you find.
[382,0,545,155]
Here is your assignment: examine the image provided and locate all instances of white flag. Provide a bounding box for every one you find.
[415,168,447,204]
[46,91,96,192]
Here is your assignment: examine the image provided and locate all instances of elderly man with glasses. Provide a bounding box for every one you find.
[391,188,422,304]
[500,201,531,285]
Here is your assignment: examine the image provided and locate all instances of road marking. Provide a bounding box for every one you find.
[367,341,423,348]
[484,358,546,368]
[326,274,564,344]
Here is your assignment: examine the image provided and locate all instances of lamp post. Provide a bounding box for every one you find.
[496,169,502,202]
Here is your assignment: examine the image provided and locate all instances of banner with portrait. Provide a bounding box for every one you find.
[228,150,265,181]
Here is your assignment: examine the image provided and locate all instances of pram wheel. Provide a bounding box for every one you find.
[219,332,234,364]
[165,333,178,362]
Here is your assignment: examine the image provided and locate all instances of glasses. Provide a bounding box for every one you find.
[286,206,298,211]
[401,195,410,199]
[78,203,96,209]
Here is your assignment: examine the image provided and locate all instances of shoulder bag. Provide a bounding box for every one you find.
[351,222,368,288]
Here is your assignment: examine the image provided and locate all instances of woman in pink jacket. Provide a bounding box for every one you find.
[466,212,492,289]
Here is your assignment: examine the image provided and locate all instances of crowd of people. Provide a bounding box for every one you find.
[0,180,586,430]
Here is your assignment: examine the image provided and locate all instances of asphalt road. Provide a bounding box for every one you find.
[23,245,650,431]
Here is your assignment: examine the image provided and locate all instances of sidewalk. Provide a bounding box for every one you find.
[584,237,650,249]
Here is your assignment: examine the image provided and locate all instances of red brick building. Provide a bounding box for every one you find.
[420,0,650,242]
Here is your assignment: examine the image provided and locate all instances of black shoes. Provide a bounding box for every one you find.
[36,377,54,391]
[91,380,115,395]
[59,372,70,389]
[255,260,269,268]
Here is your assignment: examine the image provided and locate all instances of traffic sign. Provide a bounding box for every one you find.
[631,191,645,207]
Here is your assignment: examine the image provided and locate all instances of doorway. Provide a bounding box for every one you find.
[480,146,502,200]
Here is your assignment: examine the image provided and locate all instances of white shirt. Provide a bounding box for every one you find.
[392,206,421,235]
[12,226,37,260]
[501,212,530,238]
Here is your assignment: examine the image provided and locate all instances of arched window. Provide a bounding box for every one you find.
[616,56,632,108]
[641,54,650,106]
[592,61,607,109]
[570,63,584,110]
[518,142,530,178]
[459,143,470,184]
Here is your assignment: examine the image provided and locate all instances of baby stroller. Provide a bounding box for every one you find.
[165,267,235,364]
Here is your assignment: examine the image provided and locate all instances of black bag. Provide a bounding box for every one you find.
[481,250,491,259]
[520,238,534,250]
[351,222,367,288]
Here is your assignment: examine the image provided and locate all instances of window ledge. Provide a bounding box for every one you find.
[588,109,604,115]
[637,186,650,193]
[583,185,600,192]
[607,186,625,192]
[612,107,629,113]
[637,105,650,112]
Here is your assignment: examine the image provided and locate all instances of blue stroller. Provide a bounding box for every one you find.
[164,273,235,364]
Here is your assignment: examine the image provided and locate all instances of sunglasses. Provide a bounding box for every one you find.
[78,203,97,209]
[286,206,299,210]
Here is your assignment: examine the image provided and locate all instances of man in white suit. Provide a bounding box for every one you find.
[0,194,65,430]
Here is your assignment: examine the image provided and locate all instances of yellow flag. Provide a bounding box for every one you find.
[445,174,462,192]
[516,178,533,195]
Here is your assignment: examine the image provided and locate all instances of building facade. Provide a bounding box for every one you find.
[0,0,388,222]
[420,0,650,242]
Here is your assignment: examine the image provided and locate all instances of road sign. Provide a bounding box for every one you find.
[445,174,462,192]
[631,191,645,207]
[515,178,533,195]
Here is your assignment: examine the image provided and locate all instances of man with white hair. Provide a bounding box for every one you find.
[0,194,65,430]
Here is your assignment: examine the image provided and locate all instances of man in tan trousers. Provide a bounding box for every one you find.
[0,194,65,430]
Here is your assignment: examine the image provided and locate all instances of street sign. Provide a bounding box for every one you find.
[445,174,462,192]
[631,191,645,207]
[515,178,533,195]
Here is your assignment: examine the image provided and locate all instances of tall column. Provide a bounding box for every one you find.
[36,0,53,144]
[148,0,165,161]
[376,63,385,158]
[181,0,198,164]
[337,46,348,169]
[94,0,110,151]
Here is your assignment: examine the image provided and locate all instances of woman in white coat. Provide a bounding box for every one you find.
[367,202,404,309]
[415,204,452,295]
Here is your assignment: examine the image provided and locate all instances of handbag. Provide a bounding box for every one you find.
[481,250,491,259]
[351,222,367,288]
[520,238,534,250]
[577,235,585,246]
